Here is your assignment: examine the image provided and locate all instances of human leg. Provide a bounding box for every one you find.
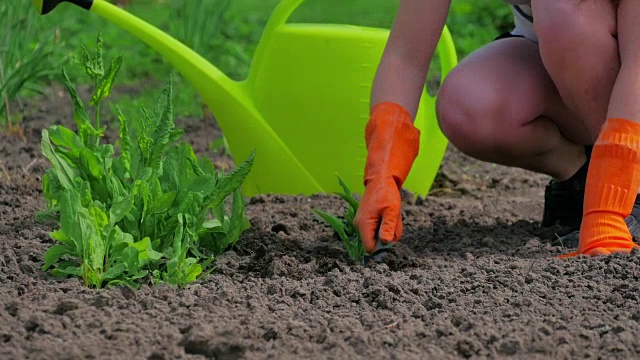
[521,1,640,231]
[532,0,619,142]
[525,0,640,245]
[436,37,586,190]
[563,0,640,256]
[508,2,615,228]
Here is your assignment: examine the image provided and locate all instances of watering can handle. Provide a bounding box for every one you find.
[435,26,458,92]
[265,0,305,28]
[262,0,457,83]
[261,0,305,40]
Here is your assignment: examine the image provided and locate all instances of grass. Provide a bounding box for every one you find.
[0,1,61,132]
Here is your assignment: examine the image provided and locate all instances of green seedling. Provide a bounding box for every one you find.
[314,177,395,265]
[38,35,255,288]
[313,177,366,264]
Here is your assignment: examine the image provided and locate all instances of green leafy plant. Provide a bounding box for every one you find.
[39,36,254,288]
[313,177,365,263]
[0,1,60,131]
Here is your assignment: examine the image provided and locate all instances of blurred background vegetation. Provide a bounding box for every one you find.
[2,0,514,128]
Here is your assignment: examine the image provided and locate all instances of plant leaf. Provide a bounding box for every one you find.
[61,68,95,141]
[313,209,349,242]
[223,189,248,252]
[110,195,134,225]
[90,54,122,105]
[40,130,77,189]
[42,244,75,271]
[206,150,254,208]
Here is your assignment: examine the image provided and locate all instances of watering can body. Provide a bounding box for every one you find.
[247,6,457,196]
[36,0,458,197]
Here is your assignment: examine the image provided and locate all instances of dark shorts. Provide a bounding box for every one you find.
[494,32,526,41]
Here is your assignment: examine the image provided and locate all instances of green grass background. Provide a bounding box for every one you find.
[25,0,513,119]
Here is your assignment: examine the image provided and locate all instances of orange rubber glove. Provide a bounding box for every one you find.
[559,117,640,258]
[353,102,420,254]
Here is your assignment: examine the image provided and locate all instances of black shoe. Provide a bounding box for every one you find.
[554,197,640,248]
[625,197,640,239]
[541,147,591,229]
[546,142,640,247]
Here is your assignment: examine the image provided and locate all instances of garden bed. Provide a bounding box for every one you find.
[2,85,640,359]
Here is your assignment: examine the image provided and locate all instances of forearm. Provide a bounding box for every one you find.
[607,64,640,121]
[371,0,451,119]
[371,52,434,120]
[606,0,640,120]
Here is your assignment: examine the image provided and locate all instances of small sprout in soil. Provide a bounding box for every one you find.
[313,176,366,264]
[38,35,255,289]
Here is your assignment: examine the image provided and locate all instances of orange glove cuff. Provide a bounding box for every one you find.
[363,102,421,188]
[576,117,640,256]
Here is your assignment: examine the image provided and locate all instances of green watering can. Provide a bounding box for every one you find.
[34,0,458,197]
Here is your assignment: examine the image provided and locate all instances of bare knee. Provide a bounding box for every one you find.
[436,72,515,158]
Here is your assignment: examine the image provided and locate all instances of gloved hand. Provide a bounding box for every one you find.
[353,102,421,254]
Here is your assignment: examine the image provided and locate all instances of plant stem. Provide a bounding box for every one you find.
[94,78,101,146]
[0,56,10,129]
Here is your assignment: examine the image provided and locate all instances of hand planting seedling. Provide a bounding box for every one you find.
[313,177,393,265]
[38,35,255,289]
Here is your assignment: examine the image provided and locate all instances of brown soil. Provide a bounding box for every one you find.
[2,84,640,359]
